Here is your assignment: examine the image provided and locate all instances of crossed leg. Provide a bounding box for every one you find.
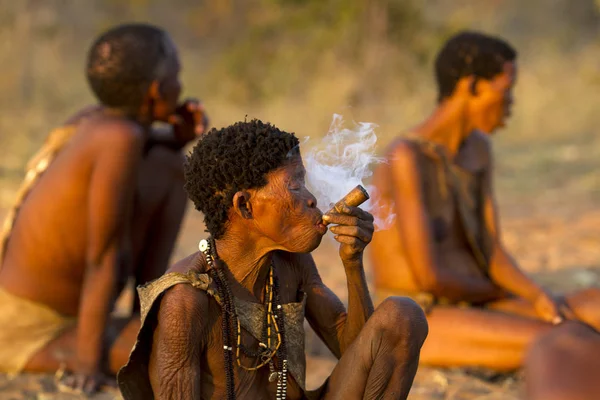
[316,297,428,400]
[419,306,551,371]
[418,287,600,371]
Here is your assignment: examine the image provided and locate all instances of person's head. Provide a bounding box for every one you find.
[435,30,517,134]
[86,23,181,123]
[184,120,325,253]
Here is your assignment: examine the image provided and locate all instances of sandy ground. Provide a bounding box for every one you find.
[1,208,599,399]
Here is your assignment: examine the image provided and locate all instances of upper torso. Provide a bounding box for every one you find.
[370,131,491,294]
[148,252,312,400]
[0,108,148,316]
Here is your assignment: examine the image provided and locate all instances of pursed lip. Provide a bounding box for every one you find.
[314,213,328,235]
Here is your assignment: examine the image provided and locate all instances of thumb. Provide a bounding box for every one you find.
[168,114,183,126]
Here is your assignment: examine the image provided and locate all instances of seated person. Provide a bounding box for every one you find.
[0,23,207,394]
[117,120,428,400]
[369,30,600,371]
[526,322,600,400]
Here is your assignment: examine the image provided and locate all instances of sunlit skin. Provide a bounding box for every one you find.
[0,35,208,394]
[526,322,600,400]
[370,60,600,371]
[147,154,428,400]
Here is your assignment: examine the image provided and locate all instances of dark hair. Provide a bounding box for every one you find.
[184,119,301,239]
[435,31,517,102]
[86,23,175,111]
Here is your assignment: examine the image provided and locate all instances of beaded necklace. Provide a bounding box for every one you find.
[199,238,288,400]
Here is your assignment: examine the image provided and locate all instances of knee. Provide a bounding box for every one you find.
[526,322,594,378]
[526,324,598,400]
[372,296,428,349]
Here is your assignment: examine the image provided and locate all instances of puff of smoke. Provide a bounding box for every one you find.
[303,114,395,231]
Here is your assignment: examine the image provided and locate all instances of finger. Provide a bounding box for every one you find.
[194,109,206,135]
[185,98,200,112]
[323,213,374,236]
[168,114,183,126]
[560,304,578,321]
[328,225,371,243]
[335,204,374,222]
[322,213,358,227]
[334,234,367,247]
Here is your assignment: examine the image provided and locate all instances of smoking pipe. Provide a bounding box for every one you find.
[322,185,369,225]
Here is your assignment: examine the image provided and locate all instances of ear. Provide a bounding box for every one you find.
[232,191,253,219]
[147,80,162,101]
[454,76,476,97]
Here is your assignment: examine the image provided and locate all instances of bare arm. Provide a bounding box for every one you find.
[301,252,372,359]
[76,123,143,381]
[148,99,209,151]
[302,203,375,357]
[151,284,206,400]
[390,143,501,303]
[133,156,188,312]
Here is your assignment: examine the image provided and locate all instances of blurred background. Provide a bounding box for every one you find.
[0,0,599,397]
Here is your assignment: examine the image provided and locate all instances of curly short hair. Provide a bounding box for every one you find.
[435,31,517,102]
[184,119,300,239]
[86,23,175,112]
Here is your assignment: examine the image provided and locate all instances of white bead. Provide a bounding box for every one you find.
[199,239,209,252]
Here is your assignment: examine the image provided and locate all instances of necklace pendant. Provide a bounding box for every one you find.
[269,371,279,383]
[198,239,209,252]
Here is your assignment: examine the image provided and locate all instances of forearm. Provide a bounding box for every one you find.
[433,270,504,304]
[340,256,374,353]
[405,244,502,304]
[76,252,121,372]
[148,127,185,151]
[488,245,543,303]
[156,368,201,400]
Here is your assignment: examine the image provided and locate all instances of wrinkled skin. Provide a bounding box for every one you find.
[147,156,428,399]
[0,33,209,395]
[370,60,600,371]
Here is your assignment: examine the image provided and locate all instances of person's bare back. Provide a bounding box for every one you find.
[1,115,143,315]
[0,24,208,394]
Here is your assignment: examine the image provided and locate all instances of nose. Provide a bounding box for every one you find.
[307,192,317,209]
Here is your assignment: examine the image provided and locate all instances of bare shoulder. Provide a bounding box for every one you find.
[160,252,210,320]
[169,252,204,274]
[85,117,145,152]
[381,138,424,187]
[155,253,212,344]
[159,281,209,325]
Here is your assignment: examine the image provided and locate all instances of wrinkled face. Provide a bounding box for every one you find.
[471,61,517,134]
[151,36,182,121]
[247,154,326,253]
